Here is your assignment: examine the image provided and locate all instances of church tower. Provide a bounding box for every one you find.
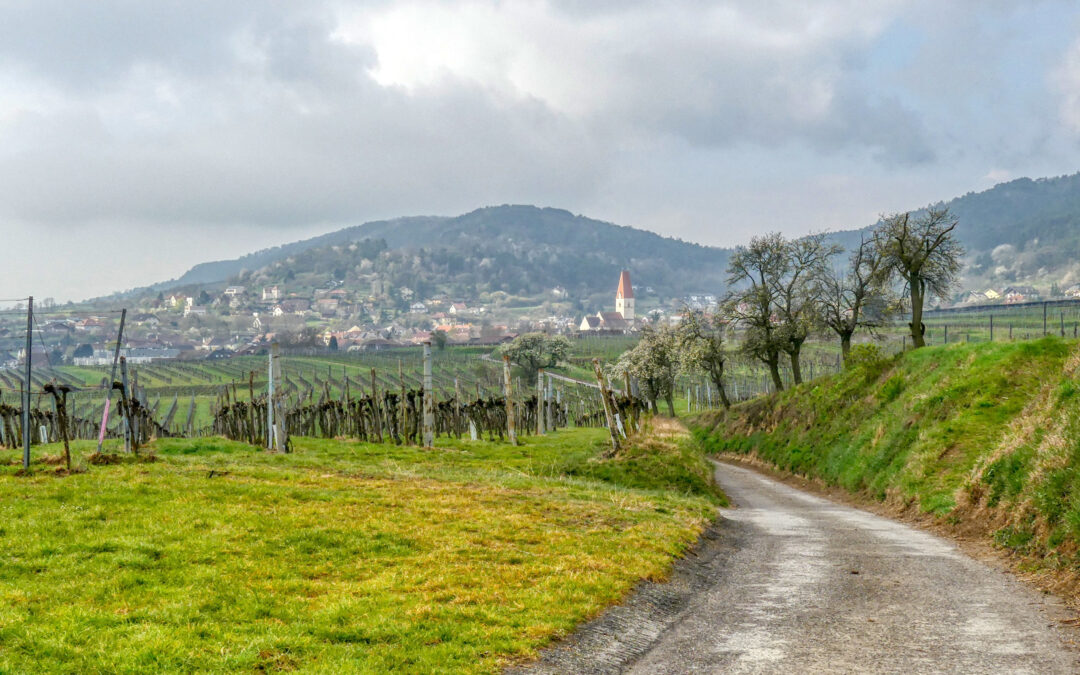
[615,270,635,321]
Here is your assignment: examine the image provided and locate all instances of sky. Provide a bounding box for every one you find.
[2,0,1080,301]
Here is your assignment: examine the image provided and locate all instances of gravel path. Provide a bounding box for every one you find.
[519,461,1080,674]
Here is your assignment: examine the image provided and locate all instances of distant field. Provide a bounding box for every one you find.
[0,426,718,673]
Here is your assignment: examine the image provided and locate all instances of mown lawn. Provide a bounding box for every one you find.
[0,426,718,674]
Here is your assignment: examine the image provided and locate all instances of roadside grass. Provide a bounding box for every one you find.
[0,425,717,673]
[692,338,1080,571]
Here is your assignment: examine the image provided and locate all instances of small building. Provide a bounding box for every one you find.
[262,285,282,302]
[224,286,246,297]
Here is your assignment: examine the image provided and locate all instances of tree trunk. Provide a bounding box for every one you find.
[789,343,803,385]
[711,374,731,409]
[766,352,784,392]
[665,394,676,417]
[909,275,926,348]
[840,331,853,360]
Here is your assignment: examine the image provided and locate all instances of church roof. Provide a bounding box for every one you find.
[616,270,634,299]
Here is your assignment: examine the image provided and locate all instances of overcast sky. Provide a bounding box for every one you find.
[3,0,1080,301]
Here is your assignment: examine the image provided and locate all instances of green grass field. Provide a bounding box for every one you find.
[0,424,719,673]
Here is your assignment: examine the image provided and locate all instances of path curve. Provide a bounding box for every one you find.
[519,461,1079,674]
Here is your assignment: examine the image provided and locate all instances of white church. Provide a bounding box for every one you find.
[579,270,635,333]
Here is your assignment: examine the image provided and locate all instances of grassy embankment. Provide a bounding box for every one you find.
[0,422,719,673]
[693,337,1080,590]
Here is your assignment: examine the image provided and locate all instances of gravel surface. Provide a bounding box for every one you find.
[519,461,1080,674]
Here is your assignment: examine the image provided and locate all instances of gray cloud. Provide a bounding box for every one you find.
[0,0,1077,300]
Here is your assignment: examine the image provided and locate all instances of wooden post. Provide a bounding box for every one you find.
[503,355,517,445]
[989,314,994,341]
[593,358,620,456]
[546,375,555,433]
[537,368,545,435]
[97,307,126,455]
[1044,302,1048,335]
[423,342,434,448]
[623,370,637,432]
[398,359,407,445]
[119,357,135,453]
[454,377,462,439]
[370,368,382,443]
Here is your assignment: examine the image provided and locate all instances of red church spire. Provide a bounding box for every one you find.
[616,270,633,299]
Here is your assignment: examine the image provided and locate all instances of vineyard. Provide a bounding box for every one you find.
[0,344,647,464]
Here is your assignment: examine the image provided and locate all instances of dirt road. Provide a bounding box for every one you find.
[521,461,1079,674]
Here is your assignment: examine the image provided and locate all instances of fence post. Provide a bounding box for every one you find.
[1044,302,1048,335]
[944,325,948,344]
[989,314,993,341]
[423,342,434,448]
[503,355,517,446]
[22,296,32,470]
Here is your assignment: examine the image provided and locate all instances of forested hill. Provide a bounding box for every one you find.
[826,172,1080,288]
[166,206,733,300]
[156,171,1080,300]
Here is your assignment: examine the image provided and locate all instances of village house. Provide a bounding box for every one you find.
[262,285,282,302]
[1002,285,1040,304]
[448,302,468,315]
[224,286,246,297]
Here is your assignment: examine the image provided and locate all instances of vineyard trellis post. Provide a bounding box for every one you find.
[593,358,620,456]
[536,368,545,435]
[423,342,434,448]
[398,360,408,445]
[503,355,517,446]
[97,308,126,455]
[119,357,135,453]
[370,368,382,443]
[267,344,275,450]
[22,296,32,469]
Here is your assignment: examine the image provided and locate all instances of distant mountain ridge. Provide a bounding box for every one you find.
[149,171,1080,299]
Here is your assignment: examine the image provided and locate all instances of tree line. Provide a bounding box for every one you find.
[618,206,963,410]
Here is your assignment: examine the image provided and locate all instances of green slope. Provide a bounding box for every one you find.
[693,338,1080,568]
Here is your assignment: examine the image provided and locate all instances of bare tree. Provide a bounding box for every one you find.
[677,309,731,409]
[816,234,893,360]
[771,233,839,384]
[724,233,788,391]
[878,207,963,348]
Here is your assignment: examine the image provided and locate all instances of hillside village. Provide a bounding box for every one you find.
[2,262,1078,370]
[0,270,667,368]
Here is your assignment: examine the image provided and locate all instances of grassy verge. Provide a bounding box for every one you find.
[0,424,717,673]
[692,337,1080,591]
